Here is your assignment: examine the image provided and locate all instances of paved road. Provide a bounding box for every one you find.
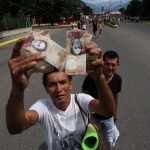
[0,22,150,150]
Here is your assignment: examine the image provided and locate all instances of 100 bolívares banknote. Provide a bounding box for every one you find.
[65,54,86,75]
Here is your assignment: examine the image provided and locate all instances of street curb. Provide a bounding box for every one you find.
[32,24,72,30]
[0,27,32,39]
[0,25,71,47]
[0,30,43,47]
[0,38,20,47]
[0,31,42,47]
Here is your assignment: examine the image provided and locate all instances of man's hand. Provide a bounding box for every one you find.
[85,41,102,55]
[8,38,45,90]
[85,41,104,80]
[85,42,116,117]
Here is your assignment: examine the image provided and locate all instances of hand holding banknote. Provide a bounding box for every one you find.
[8,38,46,90]
[85,41,103,74]
[85,41,104,81]
[65,28,104,75]
[23,31,68,73]
[22,30,103,76]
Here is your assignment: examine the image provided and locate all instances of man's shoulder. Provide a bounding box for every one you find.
[84,74,93,81]
[112,73,122,88]
[37,99,50,103]
[29,99,51,116]
[31,99,51,108]
[82,75,95,87]
[114,73,122,80]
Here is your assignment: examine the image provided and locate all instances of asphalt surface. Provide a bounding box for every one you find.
[0,22,150,150]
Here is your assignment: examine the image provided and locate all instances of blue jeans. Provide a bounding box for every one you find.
[95,117,119,149]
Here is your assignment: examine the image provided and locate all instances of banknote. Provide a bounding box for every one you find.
[44,40,68,69]
[65,54,86,75]
[23,31,68,72]
[66,28,92,55]
[23,30,96,75]
[40,30,51,39]
[65,53,98,75]
[65,28,93,75]
[34,60,54,73]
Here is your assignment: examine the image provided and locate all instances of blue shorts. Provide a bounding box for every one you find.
[95,117,119,149]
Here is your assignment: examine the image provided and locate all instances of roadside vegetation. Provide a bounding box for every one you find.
[0,0,150,31]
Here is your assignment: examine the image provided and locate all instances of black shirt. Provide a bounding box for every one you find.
[82,73,122,120]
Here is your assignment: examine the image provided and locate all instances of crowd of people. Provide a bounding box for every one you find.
[6,14,122,150]
[76,14,105,39]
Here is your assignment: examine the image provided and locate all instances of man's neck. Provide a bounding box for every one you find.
[105,74,113,83]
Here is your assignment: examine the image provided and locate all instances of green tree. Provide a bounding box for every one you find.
[141,0,150,19]
[125,0,150,20]
[0,0,11,19]
[119,8,125,14]
[0,0,93,26]
[126,0,141,16]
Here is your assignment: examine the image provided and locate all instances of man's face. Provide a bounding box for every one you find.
[103,57,119,77]
[45,71,72,108]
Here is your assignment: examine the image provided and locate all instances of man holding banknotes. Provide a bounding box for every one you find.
[82,50,122,149]
[6,37,116,150]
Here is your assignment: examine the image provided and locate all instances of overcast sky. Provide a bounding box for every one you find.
[82,0,129,4]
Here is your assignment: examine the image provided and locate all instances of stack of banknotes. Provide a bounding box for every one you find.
[23,28,97,75]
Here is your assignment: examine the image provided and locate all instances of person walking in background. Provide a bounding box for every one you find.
[97,17,104,38]
[82,50,122,149]
[80,16,87,31]
[6,39,116,150]
[77,19,81,29]
[117,17,121,26]
[92,15,98,39]
[88,17,92,28]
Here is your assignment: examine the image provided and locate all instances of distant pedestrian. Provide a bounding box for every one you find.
[117,17,121,25]
[97,17,104,38]
[81,18,87,30]
[92,15,98,38]
[77,20,81,29]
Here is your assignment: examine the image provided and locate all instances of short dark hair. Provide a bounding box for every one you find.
[103,50,119,63]
[43,69,72,87]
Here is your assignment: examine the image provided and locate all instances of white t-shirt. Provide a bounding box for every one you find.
[29,93,94,150]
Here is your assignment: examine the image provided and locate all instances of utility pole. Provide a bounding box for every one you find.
[120,0,122,9]
[99,0,104,15]
[109,0,111,12]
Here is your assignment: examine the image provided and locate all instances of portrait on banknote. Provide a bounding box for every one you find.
[66,28,86,55]
[71,38,82,55]
[31,39,47,52]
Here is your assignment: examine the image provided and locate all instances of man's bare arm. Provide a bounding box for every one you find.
[83,42,116,117]
[6,38,44,134]
[6,88,39,134]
